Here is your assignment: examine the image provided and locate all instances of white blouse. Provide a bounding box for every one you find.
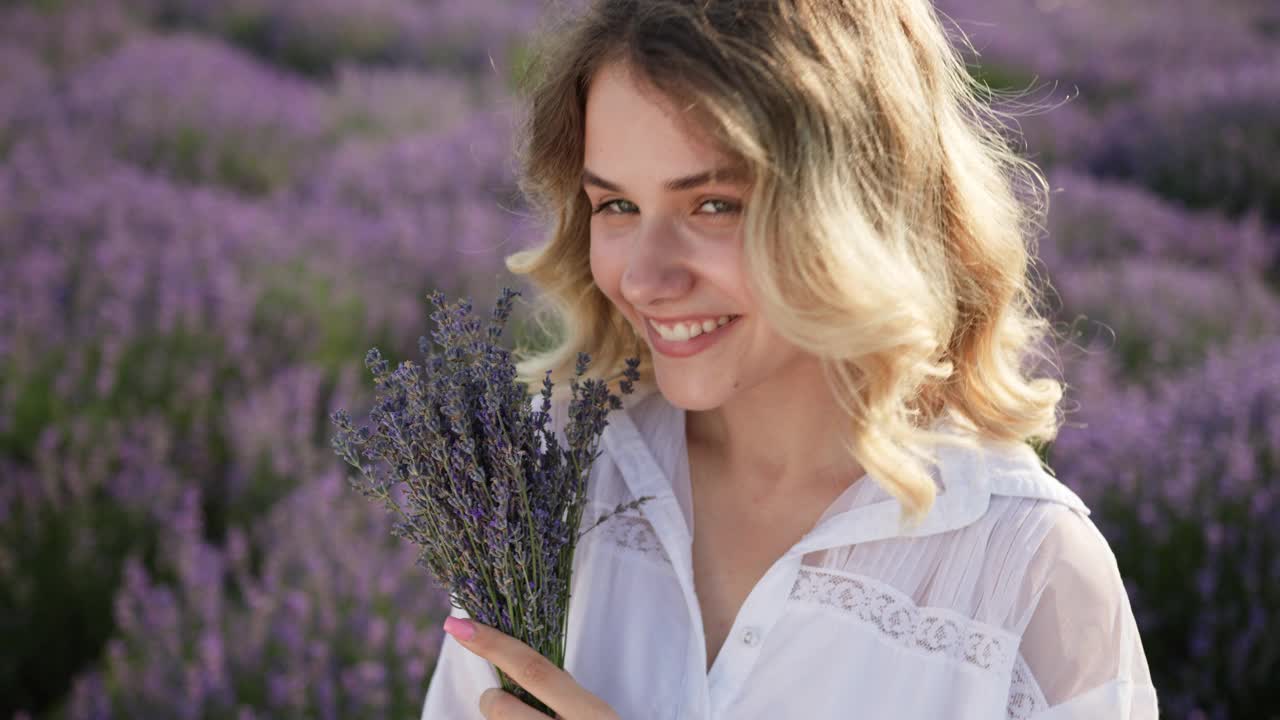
[421,385,1159,719]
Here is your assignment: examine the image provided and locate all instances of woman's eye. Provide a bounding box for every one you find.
[591,199,637,215]
[698,199,741,215]
[590,198,742,216]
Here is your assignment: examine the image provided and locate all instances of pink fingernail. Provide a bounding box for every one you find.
[443,616,476,642]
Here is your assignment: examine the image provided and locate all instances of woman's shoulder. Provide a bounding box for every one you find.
[963,430,1093,520]
[909,433,1123,629]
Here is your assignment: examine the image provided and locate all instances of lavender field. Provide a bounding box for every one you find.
[0,1,1276,718]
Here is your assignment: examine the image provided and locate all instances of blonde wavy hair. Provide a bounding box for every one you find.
[503,0,1067,528]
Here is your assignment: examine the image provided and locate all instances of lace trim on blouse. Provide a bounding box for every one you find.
[590,508,1035,704]
[787,566,1018,676]
[1006,653,1048,719]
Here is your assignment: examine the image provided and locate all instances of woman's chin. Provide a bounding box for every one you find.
[653,374,731,411]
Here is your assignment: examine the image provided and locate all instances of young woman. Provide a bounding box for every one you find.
[423,0,1158,718]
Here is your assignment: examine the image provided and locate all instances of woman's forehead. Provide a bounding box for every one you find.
[585,67,740,173]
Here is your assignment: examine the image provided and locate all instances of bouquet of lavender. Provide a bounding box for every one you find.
[329,287,650,713]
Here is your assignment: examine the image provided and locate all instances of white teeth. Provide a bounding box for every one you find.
[650,314,738,342]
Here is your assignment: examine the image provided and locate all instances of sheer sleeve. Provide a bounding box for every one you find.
[1013,505,1160,719]
[420,605,500,719]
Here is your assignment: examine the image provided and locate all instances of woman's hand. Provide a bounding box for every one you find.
[443,616,621,720]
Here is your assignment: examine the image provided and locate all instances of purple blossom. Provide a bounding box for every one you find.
[936,0,1274,98]
[0,130,270,381]
[0,414,192,718]
[0,0,141,74]
[1049,259,1280,382]
[330,288,646,712]
[327,62,488,141]
[0,47,54,153]
[64,32,330,194]
[992,93,1103,171]
[275,108,544,336]
[0,0,1275,716]
[64,470,454,718]
[1086,58,1280,228]
[1038,167,1278,276]
[1051,337,1280,718]
[121,0,547,77]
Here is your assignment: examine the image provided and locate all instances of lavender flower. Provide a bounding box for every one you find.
[327,63,482,141]
[0,0,140,75]
[936,0,1274,99]
[1051,337,1280,718]
[0,47,53,157]
[64,32,329,195]
[330,287,648,713]
[1049,259,1280,382]
[1038,167,1278,276]
[1087,58,1280,229]
[121,0,546,78]
[64,469,455,719]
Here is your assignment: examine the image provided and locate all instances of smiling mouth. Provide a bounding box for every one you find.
[647,314,741,341]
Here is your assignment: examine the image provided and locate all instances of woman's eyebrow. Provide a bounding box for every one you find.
[581,165,751,193]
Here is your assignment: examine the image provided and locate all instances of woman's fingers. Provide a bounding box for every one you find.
[444,616,618,720]
[479,688,558,719]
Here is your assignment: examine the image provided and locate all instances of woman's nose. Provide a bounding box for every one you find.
[619,220,694,307]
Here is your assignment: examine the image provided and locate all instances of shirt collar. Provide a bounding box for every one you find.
[601,383,1089,555]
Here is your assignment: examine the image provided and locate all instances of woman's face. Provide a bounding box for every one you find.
[584,60,809,410]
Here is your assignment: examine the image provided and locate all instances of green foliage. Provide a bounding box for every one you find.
[964,61,1038,96]
[0,492,162,718]
[156,124,296,196]
[248,257,375,377]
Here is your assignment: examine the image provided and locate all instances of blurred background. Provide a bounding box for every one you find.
[0,0,1275,718]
